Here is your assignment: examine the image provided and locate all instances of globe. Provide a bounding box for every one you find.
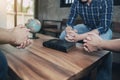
[26,19,41,39]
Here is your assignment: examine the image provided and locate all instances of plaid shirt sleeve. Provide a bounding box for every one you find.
[66,0,78,27]
[97,0,113,34]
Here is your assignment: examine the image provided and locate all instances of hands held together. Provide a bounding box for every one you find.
[65,26,79,42]
[83,33,103,52]
[10,25,32,49]
[65,26,103,52]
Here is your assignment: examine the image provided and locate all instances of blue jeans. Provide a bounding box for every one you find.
[59,24,112,40]
[59,24,112,80]
[0,51,8,80]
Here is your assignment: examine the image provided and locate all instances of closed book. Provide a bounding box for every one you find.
[43,39,75,52]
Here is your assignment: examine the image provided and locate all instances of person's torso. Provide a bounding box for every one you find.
[76,0,102,28]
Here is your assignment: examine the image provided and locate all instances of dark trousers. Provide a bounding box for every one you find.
[81,52,112,80]
[0,51,8,80]
[96,52,112,80]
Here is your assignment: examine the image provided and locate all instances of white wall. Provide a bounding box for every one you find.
[0,0,7,28]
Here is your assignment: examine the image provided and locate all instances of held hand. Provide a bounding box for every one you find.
[65,26,72,34]
[65,29,79,42]
[83,43,100,52]
[10,25,31,48]
[16,39,32,49]
[83,33,103,52]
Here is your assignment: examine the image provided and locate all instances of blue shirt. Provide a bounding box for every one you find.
[67,0,113,34]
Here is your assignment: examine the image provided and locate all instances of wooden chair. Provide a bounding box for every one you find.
[41,19,83,37]
[41,20,62,37]
[61,19,84,27]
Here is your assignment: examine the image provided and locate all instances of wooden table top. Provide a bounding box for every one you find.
[0,34,109,80]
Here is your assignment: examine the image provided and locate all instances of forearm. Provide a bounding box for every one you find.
[0,28,14,44]
[101,39,120,52]
[78,29,99,40]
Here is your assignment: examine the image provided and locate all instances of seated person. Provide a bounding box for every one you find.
[0,25,32,80]
[59,0,113,80]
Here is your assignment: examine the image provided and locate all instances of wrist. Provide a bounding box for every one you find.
[78,34,87,41]
[10,29,16,44]
[99,40,106,50]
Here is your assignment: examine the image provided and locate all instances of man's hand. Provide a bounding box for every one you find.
[10,25,32,48]
[65,29,79,42]
[65,26,72,34]
[65,26,79,42]
[16,39,32,49]
[83,33,103,52]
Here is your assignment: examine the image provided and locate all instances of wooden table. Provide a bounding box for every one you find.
[0,34,109,80]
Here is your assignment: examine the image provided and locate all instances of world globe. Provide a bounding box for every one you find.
[26,19,41,39]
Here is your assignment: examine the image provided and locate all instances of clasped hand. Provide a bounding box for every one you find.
[83,33,103,52]
[64,27,103,52]
[10,25,32,49]
[65,26,79,42]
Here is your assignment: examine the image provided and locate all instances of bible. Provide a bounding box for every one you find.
[43,39,75,52]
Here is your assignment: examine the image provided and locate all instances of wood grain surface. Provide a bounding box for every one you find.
[0,34,109,80]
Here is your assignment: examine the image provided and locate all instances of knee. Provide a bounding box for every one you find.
[73,24,89,34]
[100,29,113,40]
[73,24,85,29]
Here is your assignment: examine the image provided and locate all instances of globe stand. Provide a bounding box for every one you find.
[30,33,39,39]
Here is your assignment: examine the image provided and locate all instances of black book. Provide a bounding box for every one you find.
[43,39,75,52]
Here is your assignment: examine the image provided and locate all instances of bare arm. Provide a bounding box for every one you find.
[0,28,14,44]
[83,33,120,52]
[65,28,99,42]
[101,39,120,52]
[0,26,31,48]
[77,29,99,40]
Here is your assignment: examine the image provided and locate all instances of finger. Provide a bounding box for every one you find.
[65,37,72,42]
[26,39,32,46]
[65,37,74,42]
[17,45,22,48]
[17,42,25,49]
[22,41,27,48]
[69,39,75,42]
[84,45,97,52]
[16,43,23,49]
[25,39,29,46]
[83,39,88,43]
[86,36,92,41]
[16,39,32,49]
[66,35,74,40]
[83,46,90,52]
[26,29,30,32]
[66,26,72,30]
[68,30,75,33]
[83,43,91,52]
[66,35,77,42]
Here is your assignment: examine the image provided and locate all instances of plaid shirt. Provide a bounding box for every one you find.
[67,0,113,34]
